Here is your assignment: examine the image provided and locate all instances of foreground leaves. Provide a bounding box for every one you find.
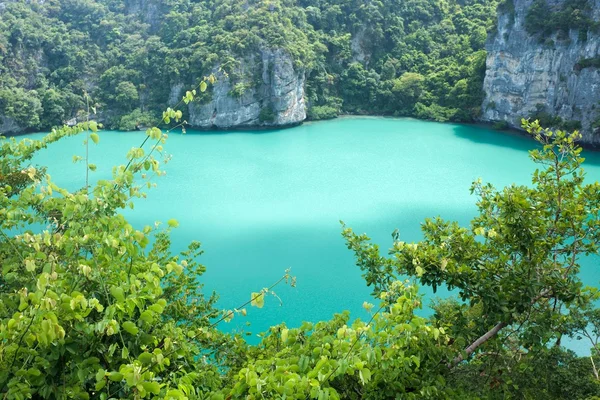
[2,119,600,399]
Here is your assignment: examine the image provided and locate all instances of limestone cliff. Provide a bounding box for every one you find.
[0,116,23,135]
[186,49,306,129]
[482,0,600,144]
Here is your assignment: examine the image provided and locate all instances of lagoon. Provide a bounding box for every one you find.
[26,117,600,350]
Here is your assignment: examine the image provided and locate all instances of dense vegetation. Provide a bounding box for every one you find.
[3,0,600,397]
[3,107,600,397]
[525,0,598,39]
[0,0,499,132]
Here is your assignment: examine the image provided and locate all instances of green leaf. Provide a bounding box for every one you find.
[90,133,100,144]
[108,372,123,382]
[139,310,154,324]
[95,379,107,391]
[167,219,179,228]
[359,368,371,385]
[25,259,36,272]
[110,286,125,303]
[122,321,139,335]
[250,292,264,309]
[281,328,289,343]
[165,390,186,399]
[138,352,153,365]
[148,303,164,314]
[142,381,161,394]
[200,81,208,92]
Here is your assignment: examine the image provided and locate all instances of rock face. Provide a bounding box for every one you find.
[482,0,600,144]
[124,0,162,31]
[0,116,23,135]
[188,48,306,129]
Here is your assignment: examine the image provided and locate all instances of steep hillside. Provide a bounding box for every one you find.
[482,0,600,144]
[0,0,498,133]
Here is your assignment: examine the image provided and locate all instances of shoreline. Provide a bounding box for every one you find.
[4,114,599,151]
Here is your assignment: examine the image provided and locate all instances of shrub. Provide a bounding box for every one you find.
[259,105,276,123]
[118,109,158,131]
[307,105,339,120]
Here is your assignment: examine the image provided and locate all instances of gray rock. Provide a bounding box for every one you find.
[188,48,306,129]
[0,116,24,135]
[482,0,600,145]
[351,27,370,64]
[124,0,161,31]
[169,83,184,106]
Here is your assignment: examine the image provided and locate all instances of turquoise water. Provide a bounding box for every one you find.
[22,117,600,350]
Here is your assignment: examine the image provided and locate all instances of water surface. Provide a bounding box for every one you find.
[23,117,600,351]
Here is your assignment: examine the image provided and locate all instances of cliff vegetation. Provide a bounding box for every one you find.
[0,0,499,132]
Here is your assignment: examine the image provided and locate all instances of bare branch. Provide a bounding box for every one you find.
[449,321,508,367]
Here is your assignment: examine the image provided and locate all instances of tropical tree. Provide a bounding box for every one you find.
[343,119,600,373]
[0,80,253,399]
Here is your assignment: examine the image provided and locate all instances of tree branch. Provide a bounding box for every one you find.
[449,321,508,367]
[448,288,553,368]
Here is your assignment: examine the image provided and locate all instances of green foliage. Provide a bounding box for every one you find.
[343,120,600,394]
[492,120,510,130]
[0,121,234,398]
[528,104,583,132]
[414,102,459,122]
[529,104,564,128]
[118,109,158,131]
[259,105,276,123]
[304,0,499,121]
[0,88,43,131]
[497,0,515,21]
[525,0,598,38]
[392,72,426,115]
[229,82,253,98]
[0,0,500,132]
[577,57,600,70]
[449,346,600,398]
[307,105,339,120]
[229,282,454,399]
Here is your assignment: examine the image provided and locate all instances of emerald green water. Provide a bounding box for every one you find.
[24,117,600,350]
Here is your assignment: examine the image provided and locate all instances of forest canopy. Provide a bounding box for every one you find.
[0,0,499,132]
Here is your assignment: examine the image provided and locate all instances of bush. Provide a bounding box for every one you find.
[562,119,582,132]
[307,105,339,120]
[576,57,600,70]
[229,82,253,98]
[528,104,582,132]
[0,123,231,398]
[414,102,458,122]
[526,0,597,37]
[118,109,158,131]
[529,104,563,128]
[259,105,276,123]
